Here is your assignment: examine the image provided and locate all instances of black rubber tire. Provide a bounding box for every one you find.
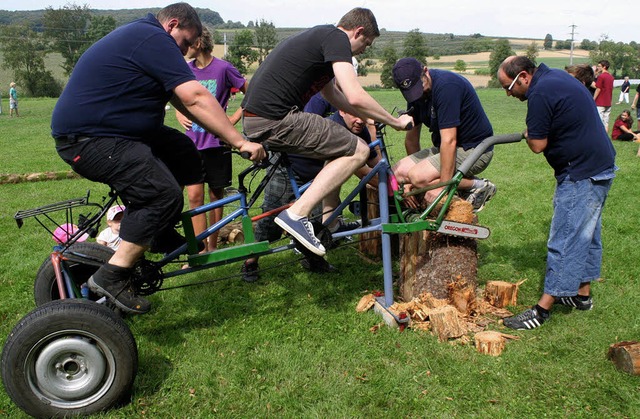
[34,242,114,306]
[1,299,137,417]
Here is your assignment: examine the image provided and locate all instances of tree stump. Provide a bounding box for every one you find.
[484,280,524,308]
[399,199,477,301]
[429,305,466,341]
[474,331,506,356]
[607,341,640,375]
[218,221,244,245]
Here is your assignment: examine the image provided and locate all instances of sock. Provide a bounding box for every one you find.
[472,179,484,190]
[534,304,550,317]
[286,209,303,221]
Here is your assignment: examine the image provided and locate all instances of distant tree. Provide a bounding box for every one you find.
[211,29,224,45]
[525,42,539,65]
[254,19,277,65]
[454,59,467,72]
[554,40,571,50]
[86,15,116,44]
[247,20,255,28]
[356,46,375,76]
[380,45,398,88]
[543,34,553,50]
[44,4,92,76]
[402,29,428,65]
[580,39,598,51]
[590,38,640,78]
[225,29,258,74]
[0,23,62,96]
[488,39,514,86]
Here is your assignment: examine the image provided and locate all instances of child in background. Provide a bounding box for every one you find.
[97,205,125,250]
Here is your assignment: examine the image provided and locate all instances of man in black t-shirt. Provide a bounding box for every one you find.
[242,8,413,257]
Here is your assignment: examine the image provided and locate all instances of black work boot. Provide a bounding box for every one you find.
[88,263,151,314]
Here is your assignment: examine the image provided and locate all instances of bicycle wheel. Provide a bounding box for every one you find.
[34,242,114,306]
[1,299,137,417]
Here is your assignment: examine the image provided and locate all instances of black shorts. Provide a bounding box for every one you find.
[200,147,232,189]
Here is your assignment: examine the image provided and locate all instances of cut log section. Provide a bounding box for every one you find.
[474,331,506,356]
[218,221,244,245]
[484,280,526,308]
[429,305,466,341]
[607,341,640,375]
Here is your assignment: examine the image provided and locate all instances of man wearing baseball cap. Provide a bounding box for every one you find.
[391,57,497,212]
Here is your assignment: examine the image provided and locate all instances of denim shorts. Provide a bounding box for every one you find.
[543,168,615,296]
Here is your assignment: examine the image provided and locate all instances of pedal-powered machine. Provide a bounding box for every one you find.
[1,122,522,416]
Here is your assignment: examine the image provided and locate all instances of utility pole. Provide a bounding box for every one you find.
[224,32,228,57]
[569,24,577,65]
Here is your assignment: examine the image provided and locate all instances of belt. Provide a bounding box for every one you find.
[243,110,260,118]
[54,135,93,147]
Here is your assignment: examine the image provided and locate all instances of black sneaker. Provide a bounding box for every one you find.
[275,210,326,256]
[88,265,150,314]
[466,179,497,213]
[300,255,337,273]
[503,306,549,330]
[241,260,259,283]
[555,295,593,311]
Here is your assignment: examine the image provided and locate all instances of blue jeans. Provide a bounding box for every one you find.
[544,169,615,296]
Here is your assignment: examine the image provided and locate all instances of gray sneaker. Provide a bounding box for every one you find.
[466,179,497,213]
[275,210,326,256]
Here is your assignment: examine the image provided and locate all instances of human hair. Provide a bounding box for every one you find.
[598,60,610,69]
[195,27,214,54]
[500,56,536,78]
[157,2,202,34]
[618,110,631,120]
[565,64,595,88]
[337,8,380,38]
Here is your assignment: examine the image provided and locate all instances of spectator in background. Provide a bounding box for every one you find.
[565,64,595,94]
[594,60,614,132]
[9,82,18,117]
[611,110,640,142]
[175,27,247,251]
[616,76,631,104]
[97,205,126,250]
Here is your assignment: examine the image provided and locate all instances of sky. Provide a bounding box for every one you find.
[2,0,636,44]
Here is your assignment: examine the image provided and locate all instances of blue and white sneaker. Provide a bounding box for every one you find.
[275,210,326,256]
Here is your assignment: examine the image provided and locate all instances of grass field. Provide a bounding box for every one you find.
[1,93,639,417]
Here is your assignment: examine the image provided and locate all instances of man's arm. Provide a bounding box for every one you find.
[405,124,422,155]
[328,61,413,131]
[438,127,458,184]
[228,80,249,126]
[632,93,639,110]
[172,80,265,160]
[525,131,548,154]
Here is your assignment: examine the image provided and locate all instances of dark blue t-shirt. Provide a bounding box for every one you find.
[526,63,615,181]
[408,69,493,150]
[288,112,373,183]
[51,14,195,139]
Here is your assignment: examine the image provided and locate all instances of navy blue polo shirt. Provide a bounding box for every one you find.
[408,69,493,150]
[526,63,615,181]
[52,14,195,139]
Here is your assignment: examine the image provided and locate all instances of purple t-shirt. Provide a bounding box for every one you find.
[186,58,245,149]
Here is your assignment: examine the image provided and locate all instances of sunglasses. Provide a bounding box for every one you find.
[506,71,525,91]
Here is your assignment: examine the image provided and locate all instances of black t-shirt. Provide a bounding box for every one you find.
[242,25,352,119]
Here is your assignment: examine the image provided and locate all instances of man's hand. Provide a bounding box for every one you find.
[394,114,415,131]
[176,112,193,130]
[239,141,266,161]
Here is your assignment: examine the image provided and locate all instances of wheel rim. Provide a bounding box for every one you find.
[26,329,117,409]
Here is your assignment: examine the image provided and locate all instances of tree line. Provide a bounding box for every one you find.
[1,5,639,96]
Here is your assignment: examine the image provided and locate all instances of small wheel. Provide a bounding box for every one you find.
[1,299,137,417]
[34,242,114,306]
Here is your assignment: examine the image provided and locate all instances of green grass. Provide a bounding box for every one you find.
[1,94,640,417]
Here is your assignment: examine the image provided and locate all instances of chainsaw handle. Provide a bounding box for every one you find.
[457,133,524,176]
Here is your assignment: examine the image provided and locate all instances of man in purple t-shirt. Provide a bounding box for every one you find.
[594,60,614,132]
[176,27,247,251]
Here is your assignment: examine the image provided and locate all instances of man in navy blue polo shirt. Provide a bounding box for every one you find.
[498,56,616,330]
[391,58,497,213]
[51,3,265,314]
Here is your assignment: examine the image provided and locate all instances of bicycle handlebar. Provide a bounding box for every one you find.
[457,132,524,176]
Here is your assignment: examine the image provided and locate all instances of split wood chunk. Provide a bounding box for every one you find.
[484,280,526,308]
[447,277,477,315]
[359,185,381,259]
[356,294,376,312]
[474,331,506,356]
[429,305,466,341]
[218,221,244,244]
[607,341,640,375]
